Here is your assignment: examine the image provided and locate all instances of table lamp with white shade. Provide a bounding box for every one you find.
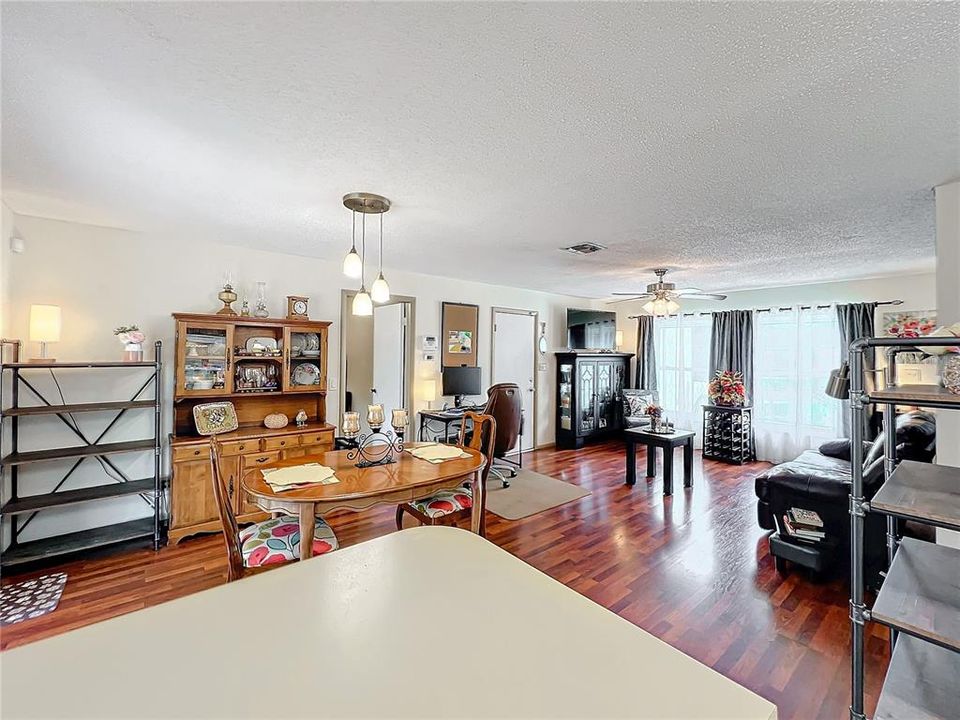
[421,378,437,409]
[29,304,61,363]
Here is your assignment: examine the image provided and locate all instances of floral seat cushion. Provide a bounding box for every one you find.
[410,488,473,518]
[239,516,339,568]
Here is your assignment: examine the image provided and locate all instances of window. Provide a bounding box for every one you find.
[753,306,841,462]
[653,313,712,445]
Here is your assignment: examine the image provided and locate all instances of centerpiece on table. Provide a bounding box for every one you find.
[645,403,664,432]
[114,325,146,362]
[708,370,746,406]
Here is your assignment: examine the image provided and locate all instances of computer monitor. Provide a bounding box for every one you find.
[442,366,482,407]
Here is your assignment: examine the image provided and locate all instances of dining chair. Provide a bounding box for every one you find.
[395,412,496,537]
[209,436,339,582]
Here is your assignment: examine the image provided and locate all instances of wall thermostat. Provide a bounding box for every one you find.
[421,335,438,352]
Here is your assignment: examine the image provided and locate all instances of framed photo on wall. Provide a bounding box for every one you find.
[441,302,479,367]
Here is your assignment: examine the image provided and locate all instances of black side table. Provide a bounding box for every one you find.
[624,427,695,495]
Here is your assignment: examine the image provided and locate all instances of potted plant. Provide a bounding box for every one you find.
[708,370,746,406]
[115,325,146,362]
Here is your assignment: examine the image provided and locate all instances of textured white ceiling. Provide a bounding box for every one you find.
[2,2,958,297]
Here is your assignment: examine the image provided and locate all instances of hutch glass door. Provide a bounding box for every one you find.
[176,321,233,396]
[595,361,614,429]
[558,362,573,431]
[578,360,597,434]
[283,326,327,393]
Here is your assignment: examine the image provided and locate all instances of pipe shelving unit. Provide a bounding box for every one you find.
[848,336,959,720]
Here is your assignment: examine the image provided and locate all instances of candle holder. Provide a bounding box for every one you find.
[347,427,405,468]
[342,409,407,468]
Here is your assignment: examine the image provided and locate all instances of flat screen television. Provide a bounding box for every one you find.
[566,309,617,350]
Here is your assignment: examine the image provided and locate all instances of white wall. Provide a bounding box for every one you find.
[612,273,938,380]
[935,180,959,548]
[3,212,591,540]
[1,201,13,337]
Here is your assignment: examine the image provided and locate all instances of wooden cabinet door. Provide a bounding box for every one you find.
[175,320,235,397]
[170,458,220,529]
[282,325,327,393]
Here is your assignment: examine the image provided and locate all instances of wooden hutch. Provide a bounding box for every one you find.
[168,313,336,545]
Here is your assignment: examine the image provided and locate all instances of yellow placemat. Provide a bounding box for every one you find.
[262,463,339,491]
[406,444,471,464]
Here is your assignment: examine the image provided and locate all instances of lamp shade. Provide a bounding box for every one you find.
[29,305,61,342]
[825,363,851,400]
[421,378,437,403]
[352,290,373,316]
[615,330,624,348]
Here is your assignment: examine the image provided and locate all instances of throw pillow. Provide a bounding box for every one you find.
[624,393,649,417]
[819,439,851,460]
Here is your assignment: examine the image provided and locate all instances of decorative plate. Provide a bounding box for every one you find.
[193,402,239,436]
[305,333,320,351]
[290,334,306,354]
[245,336,278,353]
[293,363,320,386]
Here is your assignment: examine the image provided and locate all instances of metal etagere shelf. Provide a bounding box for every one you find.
[0,340,164,569]
[848,336,960,720]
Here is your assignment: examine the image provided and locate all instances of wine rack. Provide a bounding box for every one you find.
[701,404,754,464]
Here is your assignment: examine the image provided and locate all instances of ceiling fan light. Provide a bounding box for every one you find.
[352,289,373,316]
[343,247,362,279]
[643,297,680,317]
[370,273,391,303]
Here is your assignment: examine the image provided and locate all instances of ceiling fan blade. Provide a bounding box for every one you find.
[671,288,703,295]
[610,292,654,296]
[605,295,653,305]
[676,292,727,300]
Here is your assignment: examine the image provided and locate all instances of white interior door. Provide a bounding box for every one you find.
[372,302,406,434]
[493,310,536,452]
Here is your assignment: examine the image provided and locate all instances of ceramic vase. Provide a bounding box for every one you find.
[123,342,144,362]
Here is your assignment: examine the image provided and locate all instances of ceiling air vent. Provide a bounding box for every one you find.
[562,242,606,255]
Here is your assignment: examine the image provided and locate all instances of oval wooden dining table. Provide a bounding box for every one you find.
[241,443,486,560]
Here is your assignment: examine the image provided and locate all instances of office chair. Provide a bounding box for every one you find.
[481,383,523,488]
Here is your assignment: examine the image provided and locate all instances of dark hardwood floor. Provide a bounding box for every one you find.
[1,440,889,719]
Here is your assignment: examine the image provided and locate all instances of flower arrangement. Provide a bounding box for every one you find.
[115,325,146,362]
[645,403,663,418]
[114,325,146,346]
[708,370,746,406]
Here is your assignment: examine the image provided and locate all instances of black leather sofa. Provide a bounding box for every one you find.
[754,410,936,580]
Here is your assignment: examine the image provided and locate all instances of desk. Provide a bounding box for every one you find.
[1,527,777,720]
[417,405,484,442]
[242,445,485,559]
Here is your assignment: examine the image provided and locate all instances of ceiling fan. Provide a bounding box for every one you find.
[608,268,727,316]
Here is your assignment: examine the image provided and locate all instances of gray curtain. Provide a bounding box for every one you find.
[837,302,877,438]
[709,310,754,403]
[635,316,657,391]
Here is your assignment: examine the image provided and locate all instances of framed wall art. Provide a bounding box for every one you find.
[441,301,479,367]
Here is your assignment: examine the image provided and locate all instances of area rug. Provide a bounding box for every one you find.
[485,469,590,520]
[0,572,67,626]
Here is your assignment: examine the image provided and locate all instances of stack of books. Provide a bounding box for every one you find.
[781,507,825,542]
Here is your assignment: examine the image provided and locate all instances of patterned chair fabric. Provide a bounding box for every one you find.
[239,516,339,567]
[622,389,657,418]
[409,487,473,519]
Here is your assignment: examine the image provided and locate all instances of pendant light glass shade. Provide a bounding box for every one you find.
[343,248,362,278]
[343,210,363,278]
[370,273,390,303]
[643,297,681,317]
[352,289,373,316]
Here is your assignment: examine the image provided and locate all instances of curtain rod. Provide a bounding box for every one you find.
[627,299,903,320]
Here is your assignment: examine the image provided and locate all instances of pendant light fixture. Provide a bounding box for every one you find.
[343,193,390,316]
[642,297,681,317]
[351,212,373,316]
[370,211,391,303]
[342,210,363,279]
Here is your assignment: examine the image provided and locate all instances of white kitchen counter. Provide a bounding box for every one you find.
[1,526,776,719]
